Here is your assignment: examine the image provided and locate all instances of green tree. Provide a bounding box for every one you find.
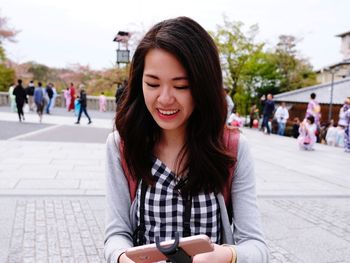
[0,15,17,91]
[239,51,282,108]
[212,18,318,116]
[211,17,263,94]
[27,62,51,82]
[211,17,266,115]
[0,46,15,91]
[274,35,317,92]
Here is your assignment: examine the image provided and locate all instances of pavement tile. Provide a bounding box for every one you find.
[1,112,350,262]
[16,179,80,189]
[0,179,19,189]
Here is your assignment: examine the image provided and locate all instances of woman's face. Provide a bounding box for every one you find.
[142,49,194,135]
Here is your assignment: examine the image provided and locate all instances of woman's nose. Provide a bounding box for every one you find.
[158,86,174,105]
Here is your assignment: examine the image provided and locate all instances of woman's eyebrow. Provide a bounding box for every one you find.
[172,76,188,81]
[144,74,159,79]
[144,74,188,81]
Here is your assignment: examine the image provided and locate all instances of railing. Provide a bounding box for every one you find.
[0,92,116,112]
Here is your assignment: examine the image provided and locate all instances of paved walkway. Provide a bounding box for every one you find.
[0,107,350,262]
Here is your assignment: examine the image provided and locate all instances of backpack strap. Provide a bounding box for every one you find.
[119,141,138,202]
[222,126,240,206]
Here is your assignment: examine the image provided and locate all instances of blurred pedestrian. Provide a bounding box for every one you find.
[292,117,300,138]
[75,89,92,124]
[305,92,321,127]
[115,80,127,111]
[64,87,71,111]
[45,83,54,114]
[25,80,35,111]
[224,86,234,122]
[325,121,338,146]
[336,126,345,147]
[274,102,289,136]
[12,79,27,122]
[8,83,16,112]
[261,94,275,134]
[74,95,80,116]
[99,92,107,112]
[249,104,259,128]
[68,83,76,112]
[49,83,57,113]
[298,116,317,151]
[227,109,243,127]
[338,98,350,128]
[33,82,45,122]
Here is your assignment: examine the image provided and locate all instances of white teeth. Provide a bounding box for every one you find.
[158,109,179,115]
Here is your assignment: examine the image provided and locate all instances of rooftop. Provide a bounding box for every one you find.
[336,31,350,38]
[274,77,350,104]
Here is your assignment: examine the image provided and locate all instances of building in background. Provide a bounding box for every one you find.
[274,77,350,125]
[316,31,350,84]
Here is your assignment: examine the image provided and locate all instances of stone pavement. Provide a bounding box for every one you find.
[1,107,350,262]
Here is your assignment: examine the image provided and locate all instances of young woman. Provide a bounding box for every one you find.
[104,17,268,263]
[298,116,317,151]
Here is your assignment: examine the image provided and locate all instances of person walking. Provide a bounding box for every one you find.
[274,102,289,136]
[305,92,321,127]
[261,94,275,134]
[74,95,81,117]
[8,83,17,112]
[49,83,57,113]
[99,92,107,112]
[63,88,71,111]
[45,83,54,114]
[33,82,45,122]
[12,79,27,122]
[68,83,76,112]
[224,86,234,123]
[115,80,127,111]
[75,89,92,124]
[105,16,268,263]
[25,80,35,111]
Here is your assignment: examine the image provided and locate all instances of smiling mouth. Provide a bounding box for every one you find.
[157,109,180,116]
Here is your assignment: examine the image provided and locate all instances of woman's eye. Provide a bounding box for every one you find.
[174,86,189,90]
[146,82,159,88]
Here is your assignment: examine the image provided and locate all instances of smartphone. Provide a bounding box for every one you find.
[125,234,214,263]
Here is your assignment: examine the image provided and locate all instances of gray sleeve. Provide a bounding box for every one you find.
[104,132,134,263]
[231,135,269,263]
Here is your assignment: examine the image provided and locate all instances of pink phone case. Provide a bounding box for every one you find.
[125,234,214,263]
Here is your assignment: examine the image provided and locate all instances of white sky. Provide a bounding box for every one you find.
[2,0,349,70]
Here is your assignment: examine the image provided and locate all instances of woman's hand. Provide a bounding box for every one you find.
[118,252,135,263]
[192,244,235,263]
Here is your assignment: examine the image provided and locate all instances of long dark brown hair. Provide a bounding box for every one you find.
[116,16,234,195]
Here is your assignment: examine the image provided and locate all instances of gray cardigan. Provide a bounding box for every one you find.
[104,132,269,263]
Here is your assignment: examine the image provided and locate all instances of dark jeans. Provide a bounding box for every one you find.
[46,98,52,114]
[77,106,91,122]
[262,115,270,134]
[277,122,286,136]
[16,101,24,120]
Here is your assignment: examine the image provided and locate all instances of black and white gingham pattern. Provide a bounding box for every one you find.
[136,158,221,244]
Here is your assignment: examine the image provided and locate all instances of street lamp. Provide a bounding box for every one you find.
[113,31,130,66]
[328,68,336,122]
[325,60,350,121]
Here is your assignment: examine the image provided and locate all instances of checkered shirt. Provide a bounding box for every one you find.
[136,158,221,244]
